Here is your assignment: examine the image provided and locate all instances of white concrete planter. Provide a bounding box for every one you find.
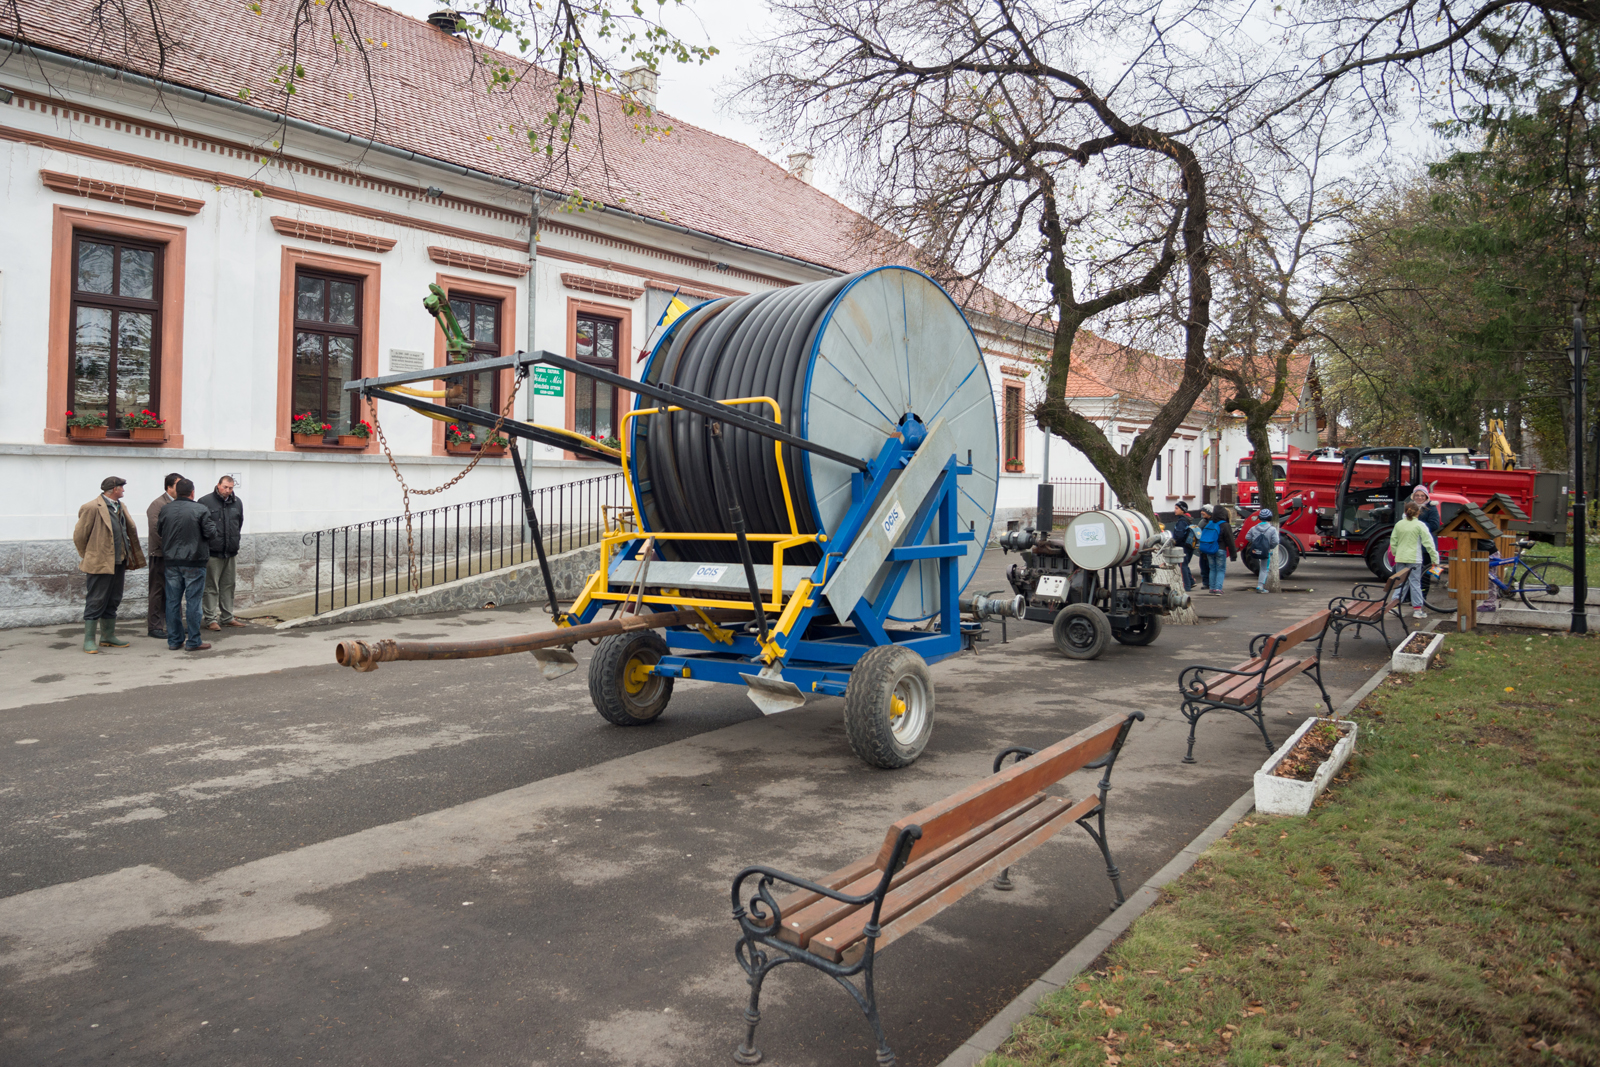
[1391,631,1445,673]
[1254,718,1358,817]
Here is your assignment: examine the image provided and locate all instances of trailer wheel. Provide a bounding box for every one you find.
[1053,604,1111,660]
[589,631,674,726]
[843,645,935,769]
[1112,615,1163,646]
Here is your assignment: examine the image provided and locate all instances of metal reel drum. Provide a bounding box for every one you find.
[800,268,999,619]
[634,267,1000,621]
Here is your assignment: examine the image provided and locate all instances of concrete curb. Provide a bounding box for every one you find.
[935,619,1435,1067]
[934,788,1257,1067]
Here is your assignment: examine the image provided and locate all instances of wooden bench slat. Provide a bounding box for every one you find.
[1342,600,1385,619]
[770,855,883,924]
[874,713,1128,871]
[775,795,1053,949]
[815,793,1101,964]
[1222,656,1316,704]
[1202,662,1269,701]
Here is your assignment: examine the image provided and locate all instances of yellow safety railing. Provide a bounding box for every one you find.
[568,396,819,634]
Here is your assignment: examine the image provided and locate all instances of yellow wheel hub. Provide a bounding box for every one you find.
[890,694,907,722]
[624,659,654,695]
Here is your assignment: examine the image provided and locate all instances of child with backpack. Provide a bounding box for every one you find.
[1195,510,1226,595]
[1248,508,1281,593]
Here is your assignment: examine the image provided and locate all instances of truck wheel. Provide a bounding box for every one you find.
[1112,615,1162,646]
[1278,539,1301,578]
[844,645,934,769]
[1053,603,1111,660]
[589,631,674,726]
[1364,534,1393,580]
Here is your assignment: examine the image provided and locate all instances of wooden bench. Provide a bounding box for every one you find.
[1326,566,1413,656]
[1177,611,1333,764]
[729,711,1143,1066]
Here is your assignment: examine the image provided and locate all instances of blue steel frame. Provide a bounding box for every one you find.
[567,431,977,698]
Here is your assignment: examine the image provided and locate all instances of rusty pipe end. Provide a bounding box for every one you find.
[336,638,391,671]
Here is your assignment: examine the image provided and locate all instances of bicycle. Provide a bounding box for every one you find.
[1396,539,1573,614]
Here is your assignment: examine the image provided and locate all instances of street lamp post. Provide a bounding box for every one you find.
[1569,308,1589,636]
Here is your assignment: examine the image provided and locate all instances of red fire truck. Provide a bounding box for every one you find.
[1234,446,1566,578]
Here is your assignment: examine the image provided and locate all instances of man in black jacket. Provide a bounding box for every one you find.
[200,476,244,631]
[158,478,218,651]
[1169,502,1195,591]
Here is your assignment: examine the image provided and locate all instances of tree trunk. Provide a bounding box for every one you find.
[1247,414,1282,592]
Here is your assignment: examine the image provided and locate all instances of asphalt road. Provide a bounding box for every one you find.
[0,551,1396,1067]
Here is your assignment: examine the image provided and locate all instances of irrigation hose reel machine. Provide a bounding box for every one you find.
[338,267,1002,769]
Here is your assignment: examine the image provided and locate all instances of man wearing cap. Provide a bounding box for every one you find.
[72,475,147,654]
[1247,508,1281,593]
[1169,502,1195,591]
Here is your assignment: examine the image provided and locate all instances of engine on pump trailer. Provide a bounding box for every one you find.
[999,508,1189,661]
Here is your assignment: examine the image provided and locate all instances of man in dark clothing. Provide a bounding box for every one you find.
[145,472,183,640]
[1169,502,1195,591]
[200,477,245,630]
[159,478,218,652]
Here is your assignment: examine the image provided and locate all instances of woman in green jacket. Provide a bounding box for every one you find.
[1390,502,1441,619]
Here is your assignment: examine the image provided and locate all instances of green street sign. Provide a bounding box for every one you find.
[532,365,564,397]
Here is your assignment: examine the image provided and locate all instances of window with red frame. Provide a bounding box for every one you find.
[70,232,163,434]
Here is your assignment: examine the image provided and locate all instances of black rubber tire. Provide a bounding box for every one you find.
[1111,614,1162,646]
[588,630,674,726]
[843,645,935,769]
[1364,534,1393,580]
[1053,603,1111,660]
[1420,568,1453,614]
[1518,561,1575,609]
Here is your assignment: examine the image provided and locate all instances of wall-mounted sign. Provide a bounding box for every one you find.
[389,349,425,373]
[532,365,565,397]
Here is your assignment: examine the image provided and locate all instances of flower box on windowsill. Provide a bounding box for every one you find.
[480,445,508,457]
[68,426,108,440]
[293,433,325,447]
[129,428,167,442]
[446,443,476,455]
[338,435,369,448]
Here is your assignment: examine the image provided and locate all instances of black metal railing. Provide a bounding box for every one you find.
[302,472,627,615]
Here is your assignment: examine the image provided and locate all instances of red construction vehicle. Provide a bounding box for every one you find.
[1234,446,1566,578]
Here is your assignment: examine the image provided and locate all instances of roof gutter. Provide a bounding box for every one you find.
[1,38,844,280]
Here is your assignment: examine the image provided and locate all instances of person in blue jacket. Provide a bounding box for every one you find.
[1169,502,1195,591]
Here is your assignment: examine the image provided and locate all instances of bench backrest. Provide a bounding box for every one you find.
[1262,609,1331,659]
[873,712,1136,870]
[1383,566,1412,594]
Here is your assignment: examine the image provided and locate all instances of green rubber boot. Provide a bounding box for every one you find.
[83,620,100,654]
[98,617,131,648]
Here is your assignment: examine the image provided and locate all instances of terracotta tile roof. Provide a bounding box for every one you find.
[8,0,1019,318]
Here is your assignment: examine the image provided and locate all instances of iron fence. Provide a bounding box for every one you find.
[302,472,627,615]
[1049,478,1111,512]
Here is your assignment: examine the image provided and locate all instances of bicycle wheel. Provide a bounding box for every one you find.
[1518,561,1575,609]
[1420,568,1453,614]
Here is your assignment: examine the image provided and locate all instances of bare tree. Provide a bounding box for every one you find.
[743,0,1243,520]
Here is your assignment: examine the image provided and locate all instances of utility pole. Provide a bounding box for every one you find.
[1570,308,1589,635]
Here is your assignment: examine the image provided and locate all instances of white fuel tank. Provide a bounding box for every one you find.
[1063,509,1157,570]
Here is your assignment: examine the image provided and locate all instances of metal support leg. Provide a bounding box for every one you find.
[509,443,561,619]
[993,866,1014,891]
[1181,703,1204,764]
[1077,805,1128,909]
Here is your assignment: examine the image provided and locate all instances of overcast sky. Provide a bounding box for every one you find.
[380,0,836,190]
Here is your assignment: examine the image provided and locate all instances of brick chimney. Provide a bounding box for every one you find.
[619,67,658,109]
[786,152,815,185]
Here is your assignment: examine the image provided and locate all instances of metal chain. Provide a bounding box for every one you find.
[368,369,526,592]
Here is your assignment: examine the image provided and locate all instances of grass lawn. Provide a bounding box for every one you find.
[987,629,1599,1066]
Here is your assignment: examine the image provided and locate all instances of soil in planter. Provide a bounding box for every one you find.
[1399,632,1435,656]
[1270,719,1351,781]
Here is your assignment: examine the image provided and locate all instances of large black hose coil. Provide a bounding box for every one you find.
[628,267,999,621]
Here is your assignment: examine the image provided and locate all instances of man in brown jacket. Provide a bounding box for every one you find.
[145,472,182,640]
[73,475,147,654]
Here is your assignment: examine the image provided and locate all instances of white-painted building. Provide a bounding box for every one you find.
[0,0,1047,626]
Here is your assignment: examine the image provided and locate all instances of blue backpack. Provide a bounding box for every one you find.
[1197,522,1221,553]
